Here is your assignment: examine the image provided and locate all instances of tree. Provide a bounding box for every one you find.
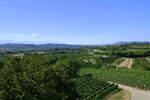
[0,56,79,100]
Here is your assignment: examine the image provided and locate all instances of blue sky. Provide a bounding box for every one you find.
[0,0,150,44]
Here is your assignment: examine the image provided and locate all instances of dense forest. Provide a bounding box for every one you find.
[0,56,80,100]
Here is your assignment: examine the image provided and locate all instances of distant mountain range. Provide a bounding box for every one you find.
[113,41,150,45]
[0,40,149,52]
[0,43,89,52]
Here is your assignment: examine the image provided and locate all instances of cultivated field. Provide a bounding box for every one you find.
[118,58,133,69]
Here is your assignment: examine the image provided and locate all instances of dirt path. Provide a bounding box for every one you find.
[128,58,133,69]
[118,84,150,100]
[146,57,150,62]
[107,90,130,100]
[119,58,133,69]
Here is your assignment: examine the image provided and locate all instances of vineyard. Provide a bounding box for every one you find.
[114,57,125,65]
[132,58,150,70]
[75,78,119,100]
[80,68,150,90]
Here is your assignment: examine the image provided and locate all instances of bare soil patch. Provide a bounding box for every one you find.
[107,90,130,100]
[118,84,150,100]
[146,57,150,62]
[119,58,133,69]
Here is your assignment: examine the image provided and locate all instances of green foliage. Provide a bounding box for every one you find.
[132,58,150,70]
[79,56,119,69]
[80,68,150,90]
[74,78,119,100]
[101,65,116,69]
[114,57,125,65]
[101,56,119,64]
[0,56,80,100]
[114,51,150,57]
[0,43,150,100]
[93,43,150,57]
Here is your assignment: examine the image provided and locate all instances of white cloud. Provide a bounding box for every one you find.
[0,33,40,42]
[9,34,24,38]
[32,33,37,37]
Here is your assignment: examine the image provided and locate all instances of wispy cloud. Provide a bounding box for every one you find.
[0,33,39,38]
[32,33,37,37]
[9,34,25,38]
[0,33,42,43]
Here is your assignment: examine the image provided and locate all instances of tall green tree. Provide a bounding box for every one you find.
[0,56,79,100]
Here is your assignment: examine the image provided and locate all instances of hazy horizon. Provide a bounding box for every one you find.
[0,40,150,45]
[0,0,150,44]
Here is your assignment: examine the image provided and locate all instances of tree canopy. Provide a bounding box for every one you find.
[0,56,80,100]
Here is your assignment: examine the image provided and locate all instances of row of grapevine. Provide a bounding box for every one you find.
[80,68,150,90]
[75,78,119,100]
[133,58,150,70]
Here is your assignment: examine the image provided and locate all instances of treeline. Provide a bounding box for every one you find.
[114,51,150,57]
[0,56,80,100]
